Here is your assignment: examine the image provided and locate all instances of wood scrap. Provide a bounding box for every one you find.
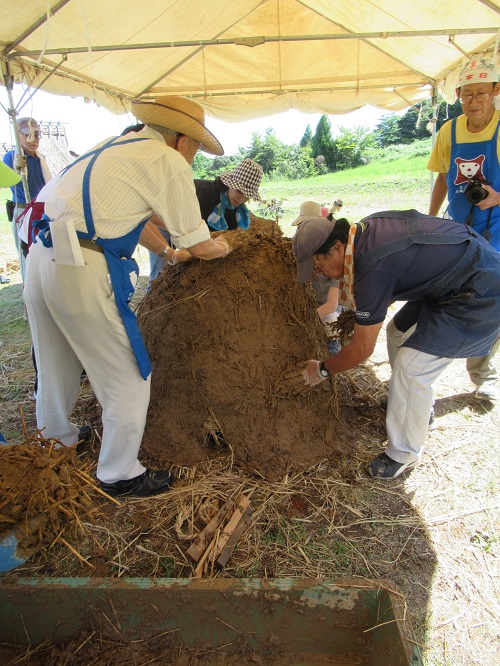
[189,494,252,577]
[186,499,235,562]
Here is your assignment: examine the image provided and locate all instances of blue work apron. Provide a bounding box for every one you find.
[33,136,153,379]
[447,117,500,250]
[357,210,500,358]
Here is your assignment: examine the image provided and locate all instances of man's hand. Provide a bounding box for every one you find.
[283,359,327,397]
[14,154,27,172]
[213,235,232,257]
[477,184,500,210]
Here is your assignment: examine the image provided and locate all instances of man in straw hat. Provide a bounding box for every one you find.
[24,95,233,498]
[427,57,500,402]
[288,209,500,479]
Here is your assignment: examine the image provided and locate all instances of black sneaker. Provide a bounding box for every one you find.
[367,452,418,479]
[75,425,92,455]
[99,469,175,498]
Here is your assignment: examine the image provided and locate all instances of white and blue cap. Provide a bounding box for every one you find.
[292,216,336,283]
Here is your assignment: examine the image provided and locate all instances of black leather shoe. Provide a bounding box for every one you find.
[75,425,92,455]
[99,469,175,498]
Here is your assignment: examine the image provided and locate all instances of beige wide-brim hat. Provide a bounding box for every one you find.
[292,200,322,226]
[132,96,224,156]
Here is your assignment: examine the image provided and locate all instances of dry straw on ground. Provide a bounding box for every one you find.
[1,234,499,665]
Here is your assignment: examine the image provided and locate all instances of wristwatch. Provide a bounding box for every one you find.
[158,246,170,259]
[319,361,330,378]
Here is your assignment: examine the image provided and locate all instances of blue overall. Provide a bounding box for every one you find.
[33,136,153,379]
[357,210,500,358]
[447,117,500,250]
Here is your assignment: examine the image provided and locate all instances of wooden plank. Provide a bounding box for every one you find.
[216,504,252,568]
[186,499,234,563]
[207,495,251,565]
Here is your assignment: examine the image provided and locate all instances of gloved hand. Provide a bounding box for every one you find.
[176,248,192,264]
[302,360,327,386]
[283,359,327,397]
[14,154,27,172]
[214,235,232,257]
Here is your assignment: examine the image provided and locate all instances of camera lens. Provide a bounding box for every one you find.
[465,180,488,204]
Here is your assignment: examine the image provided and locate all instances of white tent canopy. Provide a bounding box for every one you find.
[1,0,499,123]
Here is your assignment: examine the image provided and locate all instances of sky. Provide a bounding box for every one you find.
[0,87,389,157]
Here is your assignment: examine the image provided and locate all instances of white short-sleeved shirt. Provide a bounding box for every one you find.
[45,126,209,249]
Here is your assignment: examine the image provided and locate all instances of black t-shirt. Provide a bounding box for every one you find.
[353,212,470,325]
[194,177,239,230]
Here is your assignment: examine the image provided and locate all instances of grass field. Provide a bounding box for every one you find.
[1,146,499,665]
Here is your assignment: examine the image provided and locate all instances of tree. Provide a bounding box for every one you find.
[299,124,312,148]
[375,114,401,147]
[245,129,286,174]
[311,115,336,171]
[333,126,376,170]
[270,145,316,180]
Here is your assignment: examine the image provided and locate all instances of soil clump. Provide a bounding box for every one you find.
[138,219,354,478]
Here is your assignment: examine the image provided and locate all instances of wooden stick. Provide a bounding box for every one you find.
[208,495,251,564]
[192,539,217,578]
[216,504,252,568]
[186,499,234,562]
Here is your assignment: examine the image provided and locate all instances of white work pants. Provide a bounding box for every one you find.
[24,241,149,483]
[388,318,499,392]
[385,318,453,464]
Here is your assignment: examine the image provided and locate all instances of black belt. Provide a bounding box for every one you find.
[79,238,104,253]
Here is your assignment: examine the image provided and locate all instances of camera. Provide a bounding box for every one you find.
[464,177,489,204]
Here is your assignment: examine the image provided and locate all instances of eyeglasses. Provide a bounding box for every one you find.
[20,130,41,139]
[459,91,493,104]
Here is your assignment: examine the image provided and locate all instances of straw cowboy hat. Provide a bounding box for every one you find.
[132,96,224,156]
[292,201,322,226]
[220,158,263,200]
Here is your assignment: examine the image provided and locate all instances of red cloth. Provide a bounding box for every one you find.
[16,200,45,250]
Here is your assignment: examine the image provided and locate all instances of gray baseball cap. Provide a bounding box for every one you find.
[292,216,336,283]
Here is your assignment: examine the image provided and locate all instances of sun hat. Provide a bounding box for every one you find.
[17,117,40,136]
[132,96,224,156]
[292,216,337,283]
[456,58,499,89]
[292,201,322,226]
[0,161,21,188]
[219,158,263,200]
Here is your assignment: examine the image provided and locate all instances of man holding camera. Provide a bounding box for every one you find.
[426,58,500,402]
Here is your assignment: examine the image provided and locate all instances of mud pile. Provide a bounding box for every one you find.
[138,219,353,478]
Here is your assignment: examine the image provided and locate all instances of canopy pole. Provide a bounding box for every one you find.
[429,84,438,210]
[4,70,31,203]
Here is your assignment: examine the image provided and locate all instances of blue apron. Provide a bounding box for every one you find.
[33,136,153,379]
[447,117,500,250]
[357,210,500,358]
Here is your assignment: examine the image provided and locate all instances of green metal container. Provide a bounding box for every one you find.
[0,577,422,664]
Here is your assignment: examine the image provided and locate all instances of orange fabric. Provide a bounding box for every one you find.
[337,224,357,311]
